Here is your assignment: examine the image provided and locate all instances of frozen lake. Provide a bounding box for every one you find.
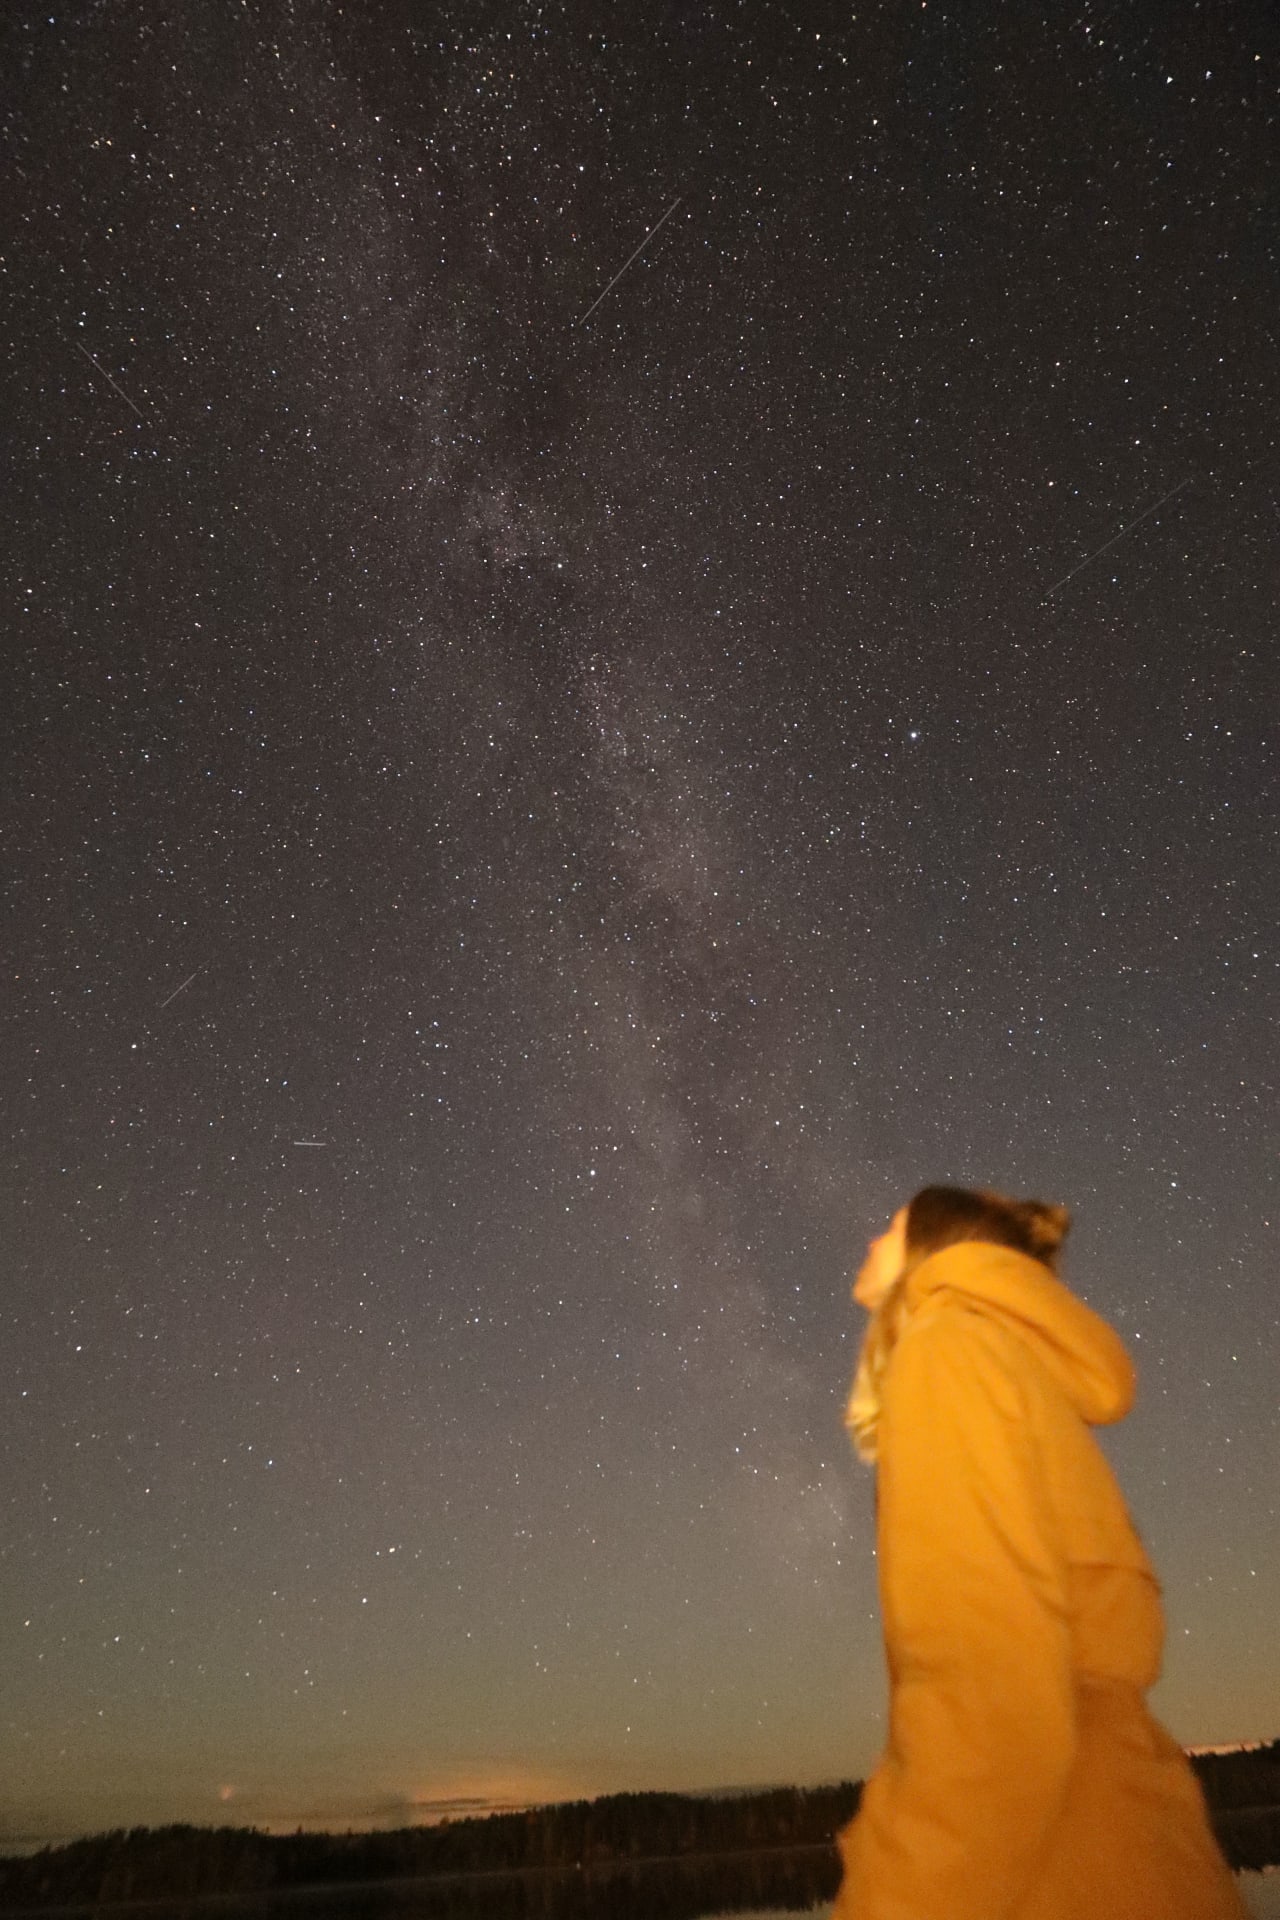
[744,1873,1274,1920]
[727,1875,1280,1920]
[211,1868,1279,1920]
[4,1859,1274,1918]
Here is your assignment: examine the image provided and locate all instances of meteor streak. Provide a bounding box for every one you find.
[72,338,150,423]
[1043,477,1191,598]
[577,198,683,325]
[159,967,202,1009]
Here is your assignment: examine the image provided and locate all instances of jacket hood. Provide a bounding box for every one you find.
[904,1241,1136,1426]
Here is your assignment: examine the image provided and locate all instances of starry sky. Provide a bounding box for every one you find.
[4,0,1277,1853]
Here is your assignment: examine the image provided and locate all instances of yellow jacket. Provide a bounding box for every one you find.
[835,1241,1245,1920]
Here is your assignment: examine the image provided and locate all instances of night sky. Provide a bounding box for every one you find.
[4,0,1277,1853]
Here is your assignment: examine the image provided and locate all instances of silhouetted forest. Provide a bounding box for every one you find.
[2,1748,1278,1913]
[0,1784,857,1910]
[1194,1741,1280,1872]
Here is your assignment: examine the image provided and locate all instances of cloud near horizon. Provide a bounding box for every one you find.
[211,1764,580,1836]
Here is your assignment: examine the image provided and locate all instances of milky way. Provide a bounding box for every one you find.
[4,0,1277,1847]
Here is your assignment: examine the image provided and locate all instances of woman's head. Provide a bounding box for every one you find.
[846,1184,1072,1463]
[853,1184,1070,1311]
[904,1184,1071,1272]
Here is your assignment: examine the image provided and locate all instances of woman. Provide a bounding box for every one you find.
[834,1185,1245,1920]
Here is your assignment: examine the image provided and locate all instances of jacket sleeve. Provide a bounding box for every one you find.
[837,1309,1076,1920]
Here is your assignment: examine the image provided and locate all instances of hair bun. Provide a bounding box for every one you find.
[1018,1199,1071,1257]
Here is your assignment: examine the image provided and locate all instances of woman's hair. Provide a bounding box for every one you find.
[905,1184,1071,1273]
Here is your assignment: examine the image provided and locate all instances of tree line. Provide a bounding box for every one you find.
[2,1745,1277,1911]
[0,1784,858,1909]
[1192,1740,1280,1873]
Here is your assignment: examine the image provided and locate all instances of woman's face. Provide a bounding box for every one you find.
[854,1205,908,1311]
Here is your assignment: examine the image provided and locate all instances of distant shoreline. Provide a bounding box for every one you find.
[3,1846,1278,1920]
[3,1757,1278,1913]
[0,1841,836,1915]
